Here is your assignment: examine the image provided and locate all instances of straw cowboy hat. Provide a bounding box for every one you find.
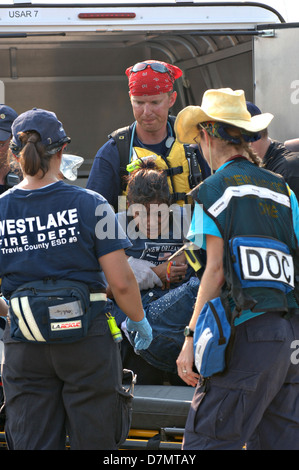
[174,88,273,144]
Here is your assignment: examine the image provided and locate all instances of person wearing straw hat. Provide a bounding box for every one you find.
[0,108,152,450]
[175,88,299,450]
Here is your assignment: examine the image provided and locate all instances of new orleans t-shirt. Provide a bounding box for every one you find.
[116,206,189,265]
[0,181,131,297]
[116,206,195,286]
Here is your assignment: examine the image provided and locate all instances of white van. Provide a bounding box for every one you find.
[0,0,298,185]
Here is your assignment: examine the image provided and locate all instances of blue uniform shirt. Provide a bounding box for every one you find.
[0,181,131,297]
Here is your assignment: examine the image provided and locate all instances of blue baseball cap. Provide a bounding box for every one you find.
[11,108,70,154]
[246,101,262,117]
[0,104,18,141]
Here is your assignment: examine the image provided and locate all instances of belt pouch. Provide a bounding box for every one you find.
[9,279,105,344]
[193,296,231,378]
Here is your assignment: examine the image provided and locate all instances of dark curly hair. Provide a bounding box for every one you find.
[126,159,170,205]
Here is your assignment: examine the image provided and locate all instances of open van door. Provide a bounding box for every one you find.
[254,23,299,142]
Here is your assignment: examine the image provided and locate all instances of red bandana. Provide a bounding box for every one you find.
[125,60,182,96]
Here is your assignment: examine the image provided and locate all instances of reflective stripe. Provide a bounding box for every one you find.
[208,184,291,218]
[90,292,107,302]
[194,327,213,374]
[20,296,46,342]
[10,297,36,342]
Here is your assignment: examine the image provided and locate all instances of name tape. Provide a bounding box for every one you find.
[239,245,294,287]
[49,300,83,320]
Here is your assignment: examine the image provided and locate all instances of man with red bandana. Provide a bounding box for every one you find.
[86,60,210,211]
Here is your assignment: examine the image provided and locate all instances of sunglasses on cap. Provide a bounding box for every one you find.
[131,62,171,75]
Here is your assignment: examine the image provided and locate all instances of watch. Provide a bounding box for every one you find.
[184,326,194,337]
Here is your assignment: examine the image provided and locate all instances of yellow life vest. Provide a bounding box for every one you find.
[130,140,200,206]
[109,120,202,207]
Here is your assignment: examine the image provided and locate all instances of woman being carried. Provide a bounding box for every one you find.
[107,160,201,385]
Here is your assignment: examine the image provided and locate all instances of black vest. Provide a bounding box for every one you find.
[191,157,299,314]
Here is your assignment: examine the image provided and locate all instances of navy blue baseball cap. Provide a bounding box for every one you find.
[0,104,18,141]
[11,108,70,154]
[246,101,262,117]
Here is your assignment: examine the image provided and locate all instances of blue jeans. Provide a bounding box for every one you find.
[123,277,200,374]
[107,277,200,374]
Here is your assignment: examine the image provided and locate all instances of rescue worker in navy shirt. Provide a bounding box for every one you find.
[247,101,299,202]
[0,107,152,450]
[86,60,210,211]
[175,88,299,450]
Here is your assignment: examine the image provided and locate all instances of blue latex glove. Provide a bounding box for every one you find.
[126,314,153,351]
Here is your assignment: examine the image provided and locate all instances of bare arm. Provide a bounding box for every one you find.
[176,235,225,386]
[99,249,144,323]
[0,297,8,317]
